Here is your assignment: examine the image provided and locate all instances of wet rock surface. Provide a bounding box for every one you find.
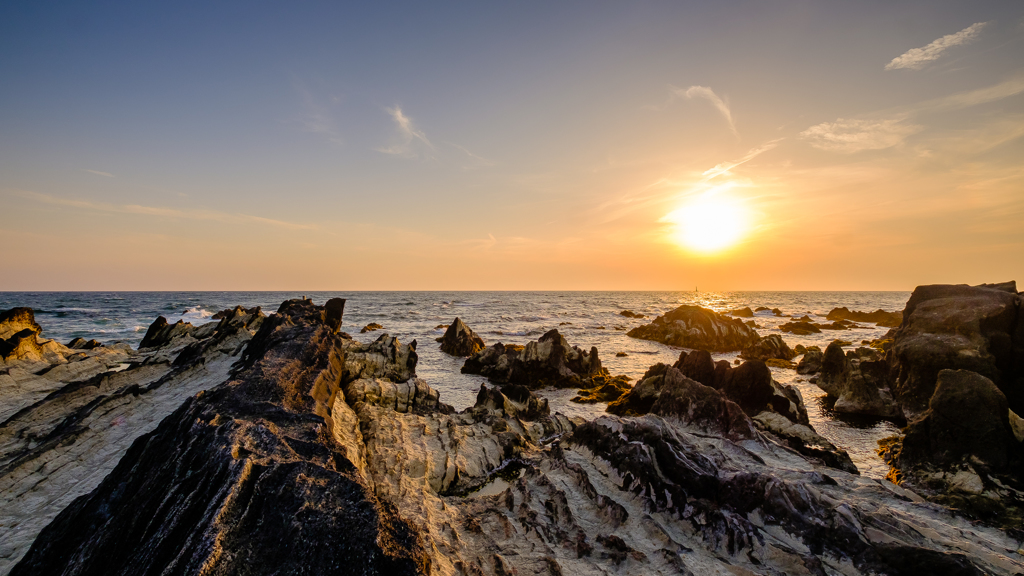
[626,305,760,352]
[741,333,796,361]
[818,342,900,419]
[7,299,1024,576]
[439,317,485,357]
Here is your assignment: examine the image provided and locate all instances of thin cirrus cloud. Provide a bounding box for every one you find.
[672,85,737,135]
[84,169,115,178]
[800,117,922,153]
[14,190,317,231]
[376,106,435,158]
[885,22,989,71]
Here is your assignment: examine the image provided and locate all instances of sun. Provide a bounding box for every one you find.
[663,188,749,254]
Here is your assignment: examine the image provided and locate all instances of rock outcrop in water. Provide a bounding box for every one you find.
[797,345,823,374]
[817,342,900,419]
[0,305,265,573]
[10,299,1024,575]
[741,333,796,361]
[827,307,902,327]
[626,305,760,351]
[439,317,485,357]
[462,329,620,390]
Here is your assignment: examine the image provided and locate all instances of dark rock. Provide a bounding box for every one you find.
[900,370,1018,471]
[779,321,821,335]
[890,282,1022,418]
[817,342,899,418]
[66,338,102,350]
[771,308,784,316]
[473,383,550,420]
[826,307,903,328]
[361,322,385,333]
[138,316,195,349]
[796,346,823,374]
[324,298,346,332]
[0,308,42,340]
[754,306,770,312]
[439,317,485,357]
[741,334,796,361]
[618,310,645,319]
[626,305,759,352]
[571,374,633,404]
[727,307,754,318]
[462,329,617,390]
[615,352,627,357]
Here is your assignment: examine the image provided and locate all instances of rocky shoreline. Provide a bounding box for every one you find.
[1,285,1023,574]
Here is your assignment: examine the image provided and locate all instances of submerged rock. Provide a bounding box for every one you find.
[438,317,485,356]
[360,322,385,333]
[618,310,645,318]
[779,321,821,335]
[626,305,759,352]
[727,306,754,317]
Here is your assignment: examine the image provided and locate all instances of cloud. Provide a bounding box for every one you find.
[800,117,922,153]
[673,85,737,135]
[294,82,343,144]
[14,191,316,231]
[377,106,434,157]
[885,22,989,71]
[445,141,496,169]
[917,74,1024,113]
[702,139,783,180]
[84,169,115,178]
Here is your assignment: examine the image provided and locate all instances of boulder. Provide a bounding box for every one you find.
[741,334,796,361]
[890,282,1023,419]
[139,316,194,349]
[826,307,902,327]
[779,321,820,335]
[462,329,616,390]
[360,322,384,333]
[571,374,632,404]
[625,305,759,352]
[439,317,485,356]
[796,346,823,374]
[66,337,103,350]
[0,308,42,339]
[618,310,644,318]
[817,342,899,419]
[471,383,550,420]
[727,306,754,318]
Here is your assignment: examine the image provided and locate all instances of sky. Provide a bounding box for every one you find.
[2,1,1022,291]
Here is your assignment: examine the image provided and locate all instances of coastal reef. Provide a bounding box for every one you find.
[9,299,1024,575]
[626,304,760,351]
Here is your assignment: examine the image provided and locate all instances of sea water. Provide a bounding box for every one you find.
[0,290,909,478]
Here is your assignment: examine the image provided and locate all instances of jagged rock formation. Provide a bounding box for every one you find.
[570,373,633,404]
[626,305,759,352]
[11,299,1024,575]
[462,329,617,390]
[439,317,485,357]
[889,281,1023,419]
[0,305,265,573]
[0,309,42,340]
[817,342,900,419]
[827,307,902,327]
[797,345,823,374]
[881,370,1024,528]
[361,322,385,333]
[741,333,796,361]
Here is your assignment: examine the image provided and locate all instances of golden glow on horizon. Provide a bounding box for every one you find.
[664,185,749,254]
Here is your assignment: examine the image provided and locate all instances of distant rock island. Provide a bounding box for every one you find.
[2,283,1023,575]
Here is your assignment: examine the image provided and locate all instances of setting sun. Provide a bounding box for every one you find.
[663,188,749,254]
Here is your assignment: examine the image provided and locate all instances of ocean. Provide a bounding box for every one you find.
[0,290,909,478]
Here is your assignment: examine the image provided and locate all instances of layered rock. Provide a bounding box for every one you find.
[438,317,485,356]
[827,307,902,327]
[12,299,1024,576]
[462,329,614,390]
[889,281,1023,419]
[817,342,900,419]
[0,304,265,573]
[626,305,759,351]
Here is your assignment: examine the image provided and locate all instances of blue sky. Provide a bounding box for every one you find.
[2,1,1023,289]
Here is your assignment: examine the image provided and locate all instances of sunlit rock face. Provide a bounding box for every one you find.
[12,299,1023,576]
[462,328,608,389]
[0,305,265,574]
[626,305,760,352]
[439,317,485,357]
[889,281,1023,419]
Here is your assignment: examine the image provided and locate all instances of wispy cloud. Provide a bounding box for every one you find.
[800,117,922,153]
[916,74,1024,113]
[702,139,783,180]
[294,82,343,144]
[885,22,989,71]
[14,191,316,231]
[672,85,737,135]
[84,169,114,178]
[444,141,496,169]
[377,106,434,158]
